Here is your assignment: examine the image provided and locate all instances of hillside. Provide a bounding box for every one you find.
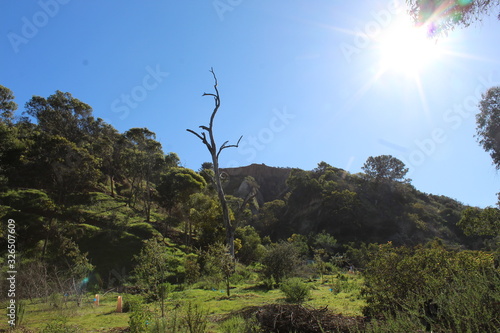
[222,163,470,247]
[221,164,292,205]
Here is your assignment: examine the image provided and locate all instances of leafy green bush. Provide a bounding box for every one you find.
[122,294,144,313]
[129,304,153,333]
[219,315,261,333]
[41,320,82,333]
[148,310,183,333]
[362,241,500,332]
[262,241,301,286]
[280,278,311,303]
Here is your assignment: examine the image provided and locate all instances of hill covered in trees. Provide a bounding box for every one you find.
[0,86,494,281]
[222,163,470,247]
[1,84,499,332]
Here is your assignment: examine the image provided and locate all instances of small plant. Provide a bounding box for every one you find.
[13,300,26,327]
[128,304,153,333]
[182,302,209,333]
[148,308,184,333]
[158,282,173,318]
[122,294,144,312]
[280,278,311,303]
[49,293,63,308]
[330,274,357,294]
[41,320,82,333]
[219,315,261,333]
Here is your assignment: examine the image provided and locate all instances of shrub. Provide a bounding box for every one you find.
[182,302,209,333]
[262,241,301,286]
[122,294,144,313]
[362,241,500,332]
[219,315,261,333]
[280,278,311,303]
[203,243,234,297]
[128,304,153,333]
[148,310,183,333]
[41,320,82,333]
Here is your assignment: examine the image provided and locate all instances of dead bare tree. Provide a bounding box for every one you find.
[187,68,242,258]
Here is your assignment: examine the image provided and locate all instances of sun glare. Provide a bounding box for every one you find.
[377,17,442,77]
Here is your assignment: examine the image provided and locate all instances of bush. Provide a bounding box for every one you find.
[41,320,82,333]
[148,310,183,333]
[219,315,261,333]
[182,302,209,333]
[280,278,311,303]
[262,241,301,286]
[128,304,153,333]
[122,294,144,313]
[362,241,500,332]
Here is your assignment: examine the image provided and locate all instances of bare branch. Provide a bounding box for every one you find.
[186,128,204,141]
[217,135,243,159]
[186,129,211,149]
[207,68,221,132]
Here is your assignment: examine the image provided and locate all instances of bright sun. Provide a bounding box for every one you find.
[377,16,442,77]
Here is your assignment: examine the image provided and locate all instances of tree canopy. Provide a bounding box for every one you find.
[361,155,409,182]
[476,86,500,169]
[0,85,18,124]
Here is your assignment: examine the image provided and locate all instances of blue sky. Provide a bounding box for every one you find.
[1,1,499,208]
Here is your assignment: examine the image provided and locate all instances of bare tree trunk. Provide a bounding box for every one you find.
[187,68,241,258]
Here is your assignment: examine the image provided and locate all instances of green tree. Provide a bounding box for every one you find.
[24,90,95,145]
[0,85,18,124]
[157,167,207,244]
[164,152,180,168]
[131,237,185,294]
[476,87,500,168]
[362,155,409,182]
[204,242,234,297]
[122,128,165,221]
[256,199,285,236]
[0,123,25,187]
[262,241,301,286]
[235,225,265,264]
[157,167,206,212]
[458,206,500,239]
[407,0,499,36]
[187,193,225,247]
[18,133,101,202]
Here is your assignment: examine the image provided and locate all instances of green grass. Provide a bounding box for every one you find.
[0,294,130,332]
[0,273,365,332]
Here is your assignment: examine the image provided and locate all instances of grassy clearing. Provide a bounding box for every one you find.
[1,273,365,332]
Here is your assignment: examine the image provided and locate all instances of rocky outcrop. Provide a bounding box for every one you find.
[221,164,292,205]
